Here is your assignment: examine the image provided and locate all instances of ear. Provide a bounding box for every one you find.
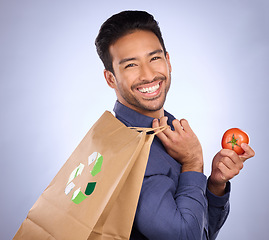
[104,70,116,89]
[165,52,172,73]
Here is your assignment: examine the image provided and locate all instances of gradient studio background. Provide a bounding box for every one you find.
[1,0,268,239]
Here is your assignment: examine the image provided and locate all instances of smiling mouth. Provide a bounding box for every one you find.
[137,82,160,94]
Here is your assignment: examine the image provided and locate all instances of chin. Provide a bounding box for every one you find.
[143,101,165,112]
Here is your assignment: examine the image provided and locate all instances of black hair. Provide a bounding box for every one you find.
[95,10,167,73]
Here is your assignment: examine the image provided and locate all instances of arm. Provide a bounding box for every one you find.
[134,169,209,239]
[152,117,255,239]
[134,117,207,239]
[206,181,230,239]
[207,143,255,239]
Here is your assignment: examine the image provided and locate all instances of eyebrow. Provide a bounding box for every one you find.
[119,57,137,65]
[148,49,163,56]
[118,49,163,65]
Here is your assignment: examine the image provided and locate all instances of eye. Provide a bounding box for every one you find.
[151,56,161,61]
[124,63,136,69]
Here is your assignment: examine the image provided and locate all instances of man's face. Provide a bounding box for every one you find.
[105,30,172,118]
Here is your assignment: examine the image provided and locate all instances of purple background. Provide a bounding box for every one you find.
[1,0,268,239]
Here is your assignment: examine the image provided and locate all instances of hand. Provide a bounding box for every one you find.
[152,117,203,173]
[208,143,255,196]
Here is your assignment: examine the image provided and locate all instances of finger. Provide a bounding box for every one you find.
[159,116,168,127]
[159,116,172,134]
[217,162,230,182]
[219,149,241,165]
[219,148,244,172]
[152,118,168,142]
[179,119,193,133]
[152,118,159,129]
[219,148,237,159]
[221,156,243,173]
[218,160,242,181]
[219,156,235,170]
[172,119,184,134]
[159,116,176,137]
[239,143,255,162]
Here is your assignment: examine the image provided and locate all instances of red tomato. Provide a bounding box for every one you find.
[221,128,249,155]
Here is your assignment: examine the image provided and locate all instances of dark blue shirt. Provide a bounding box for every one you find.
[113,101,230,240]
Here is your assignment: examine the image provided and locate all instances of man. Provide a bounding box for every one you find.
[95,10,255,239]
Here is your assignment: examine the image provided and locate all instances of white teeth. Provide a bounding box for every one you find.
[138,83,160,93]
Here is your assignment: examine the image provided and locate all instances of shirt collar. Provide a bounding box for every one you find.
[113,100,175,128]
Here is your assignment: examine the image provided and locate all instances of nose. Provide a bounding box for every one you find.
[139,63,156,82]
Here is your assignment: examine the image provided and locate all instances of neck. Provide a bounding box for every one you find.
[127,104,164,119]
[116,99,165,119]
[139,108,164,119]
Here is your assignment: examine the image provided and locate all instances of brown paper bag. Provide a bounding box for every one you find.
[14,111,165,240]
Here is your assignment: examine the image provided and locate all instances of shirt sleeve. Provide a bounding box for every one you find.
[206,181,230,239]
[133,171,209,240]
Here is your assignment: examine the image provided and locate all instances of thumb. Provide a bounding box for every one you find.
[239,143,255,162]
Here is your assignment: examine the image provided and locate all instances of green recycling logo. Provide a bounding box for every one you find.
[64,152,103,204]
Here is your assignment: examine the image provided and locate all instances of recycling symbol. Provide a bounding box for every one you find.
[64,152,103,204]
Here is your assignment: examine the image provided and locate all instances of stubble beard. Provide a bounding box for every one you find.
[117,73,171,113]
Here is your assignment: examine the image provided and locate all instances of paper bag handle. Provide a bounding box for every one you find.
[128,125,170,136]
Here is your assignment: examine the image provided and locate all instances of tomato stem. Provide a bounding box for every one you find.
[227,134,241,150]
